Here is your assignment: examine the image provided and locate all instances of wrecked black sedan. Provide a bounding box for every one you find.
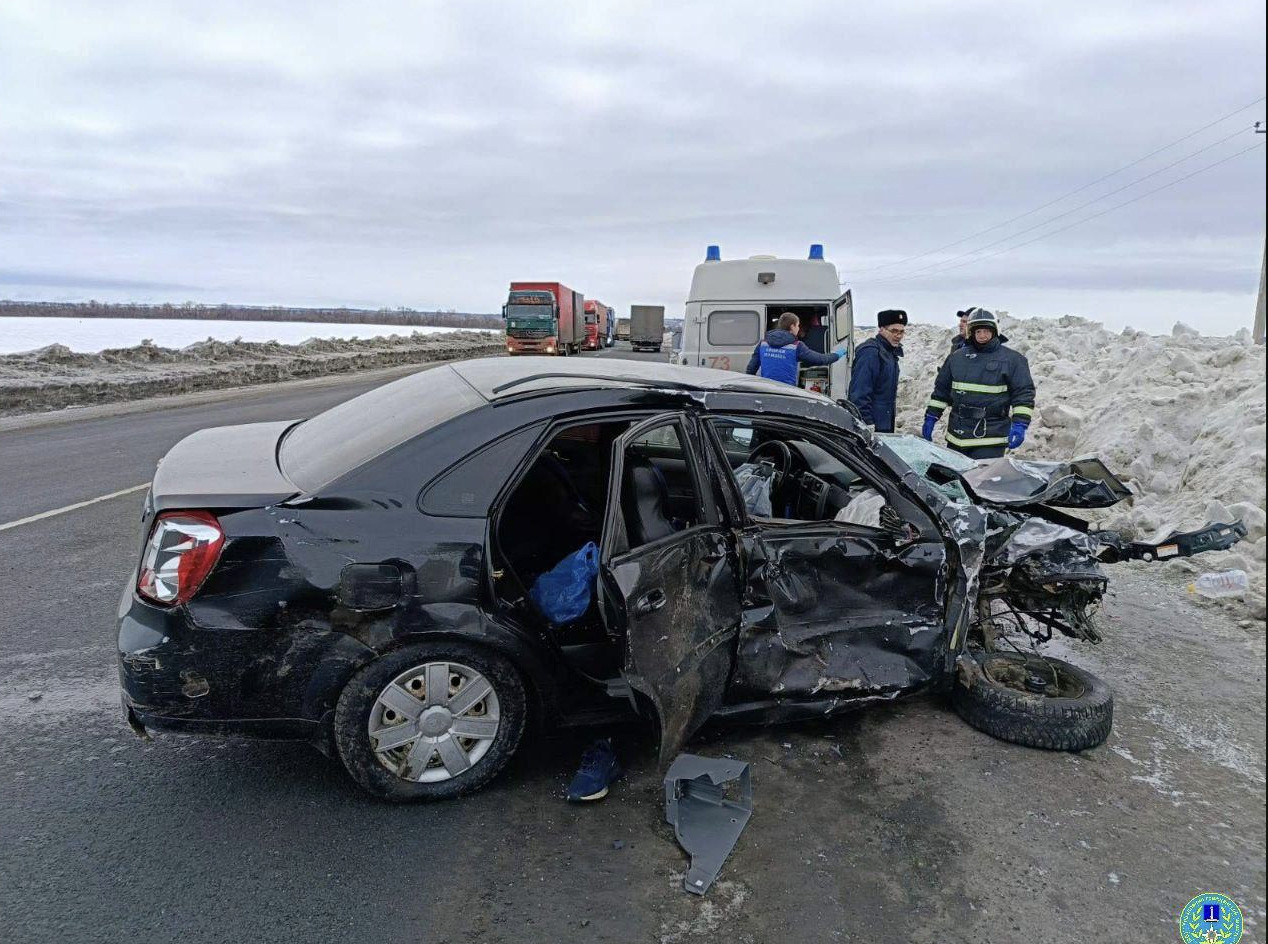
[117,358,1244,800]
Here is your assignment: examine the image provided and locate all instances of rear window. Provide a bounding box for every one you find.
[279,365,484,491]
[707,310,760,346]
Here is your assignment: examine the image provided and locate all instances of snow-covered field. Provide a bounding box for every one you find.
[0,317,498,354]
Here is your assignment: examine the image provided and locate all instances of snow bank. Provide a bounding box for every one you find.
[0,315,499,354]
[0,330,503,416]
[868,315,1267,621]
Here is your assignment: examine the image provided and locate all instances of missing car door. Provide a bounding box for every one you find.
[706,416,949,703]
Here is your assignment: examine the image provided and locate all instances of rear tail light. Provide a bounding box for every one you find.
[136,511,225,605]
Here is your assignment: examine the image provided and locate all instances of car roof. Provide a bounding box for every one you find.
[451,356,827,402]
[280,356,837,493]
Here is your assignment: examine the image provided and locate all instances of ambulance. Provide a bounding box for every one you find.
[674,244,854,397]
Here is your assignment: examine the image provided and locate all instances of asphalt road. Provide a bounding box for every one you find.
[1,344,1264,943]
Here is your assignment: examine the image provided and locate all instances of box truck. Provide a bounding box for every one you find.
[502,282,585,356]
[629,305,665,353]
[672,244,854,396]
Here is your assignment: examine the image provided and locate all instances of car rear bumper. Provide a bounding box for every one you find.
[116,585,365,741]
[123,697,323,740]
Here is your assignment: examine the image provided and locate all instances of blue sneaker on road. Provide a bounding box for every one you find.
[567,739,622,802]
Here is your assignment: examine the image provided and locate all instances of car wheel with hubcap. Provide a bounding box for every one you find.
[952,650,1112,751]
[334,641,526,801]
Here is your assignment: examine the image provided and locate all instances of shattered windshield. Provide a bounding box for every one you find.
[877,434,975,502]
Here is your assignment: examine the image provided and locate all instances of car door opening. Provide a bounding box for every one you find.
[704,416,951,709]
[494,421,631,651]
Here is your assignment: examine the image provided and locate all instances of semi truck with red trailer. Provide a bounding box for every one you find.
[502,282,585,356]
[583,300,615,350]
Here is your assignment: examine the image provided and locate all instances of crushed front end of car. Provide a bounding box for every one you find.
[877,437,1247,752]
[980,514,1109,643]
[879,439,1248,647]
[957,455,1246,646]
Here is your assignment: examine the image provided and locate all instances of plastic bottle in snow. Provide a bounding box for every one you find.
[1187,570,1249,599]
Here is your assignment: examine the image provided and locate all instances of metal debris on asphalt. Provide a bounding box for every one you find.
[663,754,753,896]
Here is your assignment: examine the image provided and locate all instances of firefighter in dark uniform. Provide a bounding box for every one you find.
[922,308,1035,459]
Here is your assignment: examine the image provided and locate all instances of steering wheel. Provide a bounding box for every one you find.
[746,439,794,498]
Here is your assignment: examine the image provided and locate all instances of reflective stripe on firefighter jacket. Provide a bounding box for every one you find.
[926,336,1035,449]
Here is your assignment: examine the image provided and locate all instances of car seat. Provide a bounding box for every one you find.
[501,451,598,581]
[622,456,677,547]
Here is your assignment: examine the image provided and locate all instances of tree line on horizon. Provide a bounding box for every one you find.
[0,300,503,329]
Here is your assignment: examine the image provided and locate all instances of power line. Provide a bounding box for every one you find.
[859,139,1265,286]
[858,124,1256,285]
[849,94,1267,278]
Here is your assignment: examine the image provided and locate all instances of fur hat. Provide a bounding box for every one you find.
[878,309,908,328]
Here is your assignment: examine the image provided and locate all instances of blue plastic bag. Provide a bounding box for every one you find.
[530,542,600,625]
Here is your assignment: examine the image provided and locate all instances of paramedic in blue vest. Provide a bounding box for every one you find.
[922,308,1036,459]
[847,309,907,432]
[745,311,846,385]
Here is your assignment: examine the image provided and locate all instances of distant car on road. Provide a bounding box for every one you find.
[117,358,1244,800]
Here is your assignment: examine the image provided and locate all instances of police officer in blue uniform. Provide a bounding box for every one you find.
[744,312,846,385]
[922,308,1035,459]
[847,309,906,432]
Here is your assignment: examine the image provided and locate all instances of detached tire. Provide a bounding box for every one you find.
[334,640,526,802]
[952,651,1112,751]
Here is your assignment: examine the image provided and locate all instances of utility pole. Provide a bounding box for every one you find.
[1257,237,1266,345]
[1256,122,1266,344]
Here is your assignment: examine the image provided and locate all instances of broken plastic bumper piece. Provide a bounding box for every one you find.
[663,754,753,895]
[1096,520,1247,563]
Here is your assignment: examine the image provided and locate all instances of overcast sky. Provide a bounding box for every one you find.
[1,0,1264,334]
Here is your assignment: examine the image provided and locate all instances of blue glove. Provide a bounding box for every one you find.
[833,344,848,358]
[1008,421,1027,449]
[921,414,937,441]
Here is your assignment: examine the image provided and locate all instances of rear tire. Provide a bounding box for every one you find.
[334,640,526,801]
[952,651,1112,751]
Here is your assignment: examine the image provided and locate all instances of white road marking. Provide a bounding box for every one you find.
[0,482,150,533]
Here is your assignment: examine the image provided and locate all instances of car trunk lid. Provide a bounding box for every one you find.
[150,420,301,512]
